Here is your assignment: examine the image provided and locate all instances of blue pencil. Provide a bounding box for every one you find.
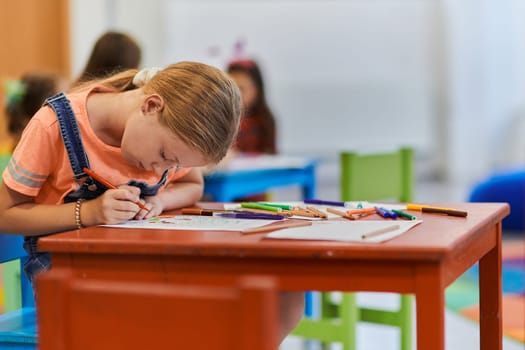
[304,199,346,207]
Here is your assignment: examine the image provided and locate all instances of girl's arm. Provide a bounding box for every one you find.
[0,183,78,236]
[0,182,144,236]
[140,167,204,219]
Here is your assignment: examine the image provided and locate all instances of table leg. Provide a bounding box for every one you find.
[302,165,316,199]
[479,224,502,350]
[415,264,445,350]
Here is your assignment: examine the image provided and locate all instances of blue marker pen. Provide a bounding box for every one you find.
[382,207,398,219]
[218,212,285,220]
[374,207,396,219]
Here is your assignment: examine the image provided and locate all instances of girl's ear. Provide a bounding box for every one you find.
[141,94,164,115]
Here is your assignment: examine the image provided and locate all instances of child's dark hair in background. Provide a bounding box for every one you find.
[5,73,59,151]
[74,31,142,84]
[226,59,277,154]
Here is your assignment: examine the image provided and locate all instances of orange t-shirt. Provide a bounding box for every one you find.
[2,87,190,204]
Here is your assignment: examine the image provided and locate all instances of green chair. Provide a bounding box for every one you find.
[292,147,414,350]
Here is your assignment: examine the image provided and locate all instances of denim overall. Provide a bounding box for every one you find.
[23,92,169,286]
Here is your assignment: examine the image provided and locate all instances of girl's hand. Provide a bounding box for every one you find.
[134,195,164,220]
[84,186,142,225]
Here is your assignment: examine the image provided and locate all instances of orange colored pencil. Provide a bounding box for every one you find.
[346,208,376,215]
[83,167,149,212]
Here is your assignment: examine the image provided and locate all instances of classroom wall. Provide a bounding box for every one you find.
[70,0,525,187]
[0,0,70,152]
[443,0,525,182]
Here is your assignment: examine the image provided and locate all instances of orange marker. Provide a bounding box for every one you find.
[83,167,149,212]
[346,208,376,215]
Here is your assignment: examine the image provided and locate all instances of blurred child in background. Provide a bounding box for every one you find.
[73,31,142,85]
[224,59,277,202]
[226,58,277,155]
[4,73,60,151]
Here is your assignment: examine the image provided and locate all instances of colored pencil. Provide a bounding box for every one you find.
[326,207,355,220]
[361,224,400,239]
[285,208,319,218]
[305,206,329,219]
[242,220,313,234]
[240,202,282,212]
[421,207,468,217]
[406,203,467,217]
[346,208,376,215]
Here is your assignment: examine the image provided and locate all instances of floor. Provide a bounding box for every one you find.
[273,172,524,350]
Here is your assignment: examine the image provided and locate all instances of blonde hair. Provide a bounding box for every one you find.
[76,62,241,164]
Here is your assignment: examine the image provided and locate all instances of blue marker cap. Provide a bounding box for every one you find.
[383,208,398,219]
[374,207,397,219]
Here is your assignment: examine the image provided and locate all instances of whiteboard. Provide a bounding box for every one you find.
[161,0,438,158]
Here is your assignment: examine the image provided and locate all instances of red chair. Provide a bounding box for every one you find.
[37,273,280,350]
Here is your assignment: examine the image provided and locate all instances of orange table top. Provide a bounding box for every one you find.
[38,202,509,262]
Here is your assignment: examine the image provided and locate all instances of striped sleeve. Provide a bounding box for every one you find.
[2,109,58,197]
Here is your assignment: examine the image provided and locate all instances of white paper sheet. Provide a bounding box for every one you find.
[102,215,279,231]
[265,220,422,243]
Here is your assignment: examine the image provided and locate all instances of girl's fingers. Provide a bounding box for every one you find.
[134,203,152,220]
[109,188,141,205]
[117,184,141,197]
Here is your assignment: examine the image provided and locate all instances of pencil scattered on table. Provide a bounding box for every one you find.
[346,207,376,220]
[361,224,400,239]
[304,199,347,207]
[284,208,319,218]
[261,203,294,210]
[391,209,417,220]
[242,220,313,234]
[346,208,376,216]
[182,208,219,216]
[326,207,355,220]
[420,207,468,217]
[374,207,397,219]
[305,206,329,219]
[217,212,285,220]
[406,204,468,217]
[238,202,332,219]
[240,208,293,216]
[241,202,282,212]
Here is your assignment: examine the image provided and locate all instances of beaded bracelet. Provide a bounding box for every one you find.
[75,198,85,230]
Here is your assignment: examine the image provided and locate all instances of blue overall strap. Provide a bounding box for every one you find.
[45,92,90,180]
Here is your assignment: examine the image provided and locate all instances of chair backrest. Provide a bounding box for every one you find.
[0,236,38,348]
[38,274,279,350]
[340,147,414,203]
[0,153,34,312]
[0,234,33,311]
